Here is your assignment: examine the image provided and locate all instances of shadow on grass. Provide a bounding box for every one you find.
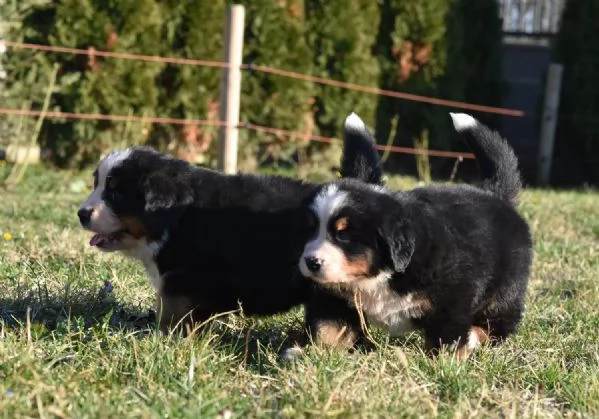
[0,289,156,333]
[0,289,380,374]
[0,288,307,370]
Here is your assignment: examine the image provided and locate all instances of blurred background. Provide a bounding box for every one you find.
[1,0,595,187]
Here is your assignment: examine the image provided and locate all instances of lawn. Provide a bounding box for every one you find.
[0,164,598,418]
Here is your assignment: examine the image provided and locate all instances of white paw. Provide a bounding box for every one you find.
[280,346,304,361]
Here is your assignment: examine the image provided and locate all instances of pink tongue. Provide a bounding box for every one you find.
[90,234,108,246]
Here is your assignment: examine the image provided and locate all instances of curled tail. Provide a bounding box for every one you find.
[340,112,384,185]
[450,113,522,204]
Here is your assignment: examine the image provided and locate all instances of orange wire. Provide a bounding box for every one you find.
[5,41,523,116]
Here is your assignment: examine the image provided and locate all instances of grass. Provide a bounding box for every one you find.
[0,164,598,418]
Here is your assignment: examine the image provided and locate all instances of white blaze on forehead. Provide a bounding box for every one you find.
[308,184,347,251]
[97,149,132,187]
[300,184,348,278]
[310,184,346,224]
[82,149,132,207]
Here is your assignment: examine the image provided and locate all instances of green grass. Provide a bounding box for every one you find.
[1,164,598,418]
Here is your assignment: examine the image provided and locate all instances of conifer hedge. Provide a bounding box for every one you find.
[1,0,504,173]
[552,0,599,186]
[374,0,503,176]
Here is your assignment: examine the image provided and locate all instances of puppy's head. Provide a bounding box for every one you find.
[299,180,415,287]
[78,146,192,252]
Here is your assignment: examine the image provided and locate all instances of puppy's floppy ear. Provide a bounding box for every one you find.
[143,172,193,235]
[340,112,384,185]
[378,218,415,273]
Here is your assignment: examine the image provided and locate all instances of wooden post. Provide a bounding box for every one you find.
[537,63,563,187]
[218,5,245,174]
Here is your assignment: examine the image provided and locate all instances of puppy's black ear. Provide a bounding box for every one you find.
[378,218,415,273]
[340,112,384,185]
[143,172,193,235]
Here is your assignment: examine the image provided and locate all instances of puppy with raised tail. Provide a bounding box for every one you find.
[299,112,533,360]
[77,113,383,335]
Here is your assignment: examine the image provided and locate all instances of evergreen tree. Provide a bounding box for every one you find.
[374,0,503,178]
[305,0,380,137]
[453,0,503,129]
[0,0,54,148]
[4,0,166,166]
[374,0,458,175]
[152,0,226,163]
[437,0,503,173]
[49,0,166,166]
[239,0,314,145]
[552,1,599,186]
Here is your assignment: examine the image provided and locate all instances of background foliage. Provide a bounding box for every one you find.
[1,0,505,175]
[552,0,599,186]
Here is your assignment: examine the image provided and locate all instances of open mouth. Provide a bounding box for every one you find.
[89,230,128,250]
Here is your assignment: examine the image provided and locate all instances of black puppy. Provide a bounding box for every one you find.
[298,113,533,360]
[78,113,383,333]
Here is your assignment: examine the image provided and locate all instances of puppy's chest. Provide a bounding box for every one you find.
[339,283,430,336]
[123,238,164,290]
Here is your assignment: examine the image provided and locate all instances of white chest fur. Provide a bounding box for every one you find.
[123,234,166,290]
[335,277,431,336]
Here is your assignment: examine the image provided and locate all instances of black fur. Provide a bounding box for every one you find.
[303,113,533,356]
[340,114,384,185]
[79,113,382,332]
[451,112,522,204]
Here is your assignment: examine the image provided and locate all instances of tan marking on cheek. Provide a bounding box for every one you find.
[121,216,148,239]
[341,250,373,277]
[334,216,349,232]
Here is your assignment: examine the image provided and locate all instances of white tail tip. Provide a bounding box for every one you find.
[344,112,366,131]
[450,113,477,131]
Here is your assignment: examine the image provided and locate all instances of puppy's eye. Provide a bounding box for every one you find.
[336,230,350,242]
[106,176,119,190]
[334,217,350,242]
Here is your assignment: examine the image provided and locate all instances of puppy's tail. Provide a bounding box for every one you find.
[340,112,384,185]
[450,113,522,204]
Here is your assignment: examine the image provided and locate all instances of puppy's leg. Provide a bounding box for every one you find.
[423,313,478,361]
[156,270,212,336]
[455,326,490,361]
[156,294,210,336]
[477,302,525,345]
[305,290,364,350]
[282,290,364,360]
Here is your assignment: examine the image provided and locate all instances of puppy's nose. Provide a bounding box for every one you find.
[78,207,93,226]
[304,256,322,273]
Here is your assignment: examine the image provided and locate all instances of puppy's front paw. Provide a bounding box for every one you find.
[280,346,304,362]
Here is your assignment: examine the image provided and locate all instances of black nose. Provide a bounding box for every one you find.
[304,256,322,273]
[78,207,92,226]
